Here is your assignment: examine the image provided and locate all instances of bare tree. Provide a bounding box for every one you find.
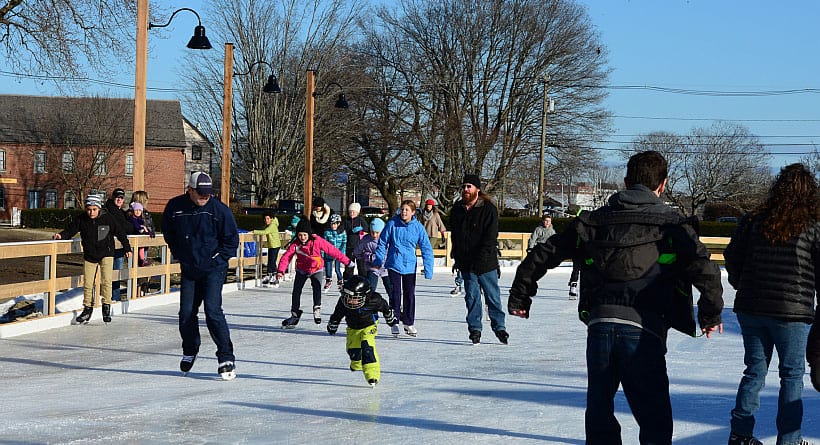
[348,0,610,212]
[181,0,361,205]
[623,122,771,216]
[0,0,142,79]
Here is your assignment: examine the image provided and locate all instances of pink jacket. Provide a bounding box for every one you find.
[277,235,350,275]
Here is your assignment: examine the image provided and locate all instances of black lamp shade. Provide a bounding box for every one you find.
[187,25,212,49]
[263,75,281,94]
[334,93,349,109]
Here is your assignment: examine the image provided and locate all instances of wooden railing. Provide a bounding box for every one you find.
[0,232,730,325]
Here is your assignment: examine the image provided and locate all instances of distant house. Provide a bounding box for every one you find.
[0,95,211,223]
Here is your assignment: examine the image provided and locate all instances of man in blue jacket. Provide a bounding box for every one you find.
[162,172,239,380]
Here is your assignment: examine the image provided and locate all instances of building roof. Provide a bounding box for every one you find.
[0,94,186,148]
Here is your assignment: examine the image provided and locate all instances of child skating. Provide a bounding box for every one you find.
[326,276,397,387]
[276,219,351,328]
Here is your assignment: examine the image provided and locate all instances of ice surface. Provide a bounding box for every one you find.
[1,264,817,444]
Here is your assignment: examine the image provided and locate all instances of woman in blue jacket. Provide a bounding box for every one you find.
[374,199,434,337]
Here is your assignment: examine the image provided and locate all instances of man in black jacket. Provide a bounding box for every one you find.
[104,188,135,299]
[54,194,132,323]
[450,174,508,345]
[508,151,724,445]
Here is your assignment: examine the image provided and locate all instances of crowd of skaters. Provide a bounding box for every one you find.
[52,155,820,443]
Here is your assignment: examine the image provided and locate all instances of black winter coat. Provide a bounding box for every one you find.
[725,213,819,323]
[328,291,391,330]
[450,197,499,275]
[104,199,137,236]
[58,210,132,263]
[509,185,724,337]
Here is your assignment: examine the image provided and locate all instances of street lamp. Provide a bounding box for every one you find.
[220,57,282,205]
[133,2,211,192]
[538,74,555,216]
[304,69,348,207]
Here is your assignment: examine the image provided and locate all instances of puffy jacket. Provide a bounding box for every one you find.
[323,227,347,259]
[374,215,434,278]
[277,234,350,275]
[162,193,239,274]
[509,185,724,338]
[252,218,282,248]
[59,210,132,263]
[328,291,392,330]
[450,196,499,274]
[354,234,388,277]
[725,213,820,323]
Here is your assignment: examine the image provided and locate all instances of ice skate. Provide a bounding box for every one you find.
[217,361,236,381]
[75,306,93,324]
[449,285,462,297]
[180,354,197,375]
[271,277,280,288]
[102,304,112,323]
[323,279,332,292]
[391,324,400,338]
[469,330,481,345]
[261,275,270,286]
[727,433,763,445]
[368,379,378,388]
[313,305,322,324]
[569,282,578,300]
[494,330,509,345]
[404,325,417,337]
[282,310,303,329]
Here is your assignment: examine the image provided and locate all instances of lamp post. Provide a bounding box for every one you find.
[538,74,554,216]
[304,69,349,206]
[133,2,211,191]
[221,59,281,206]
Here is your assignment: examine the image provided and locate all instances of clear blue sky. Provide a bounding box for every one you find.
[1,0,818,168]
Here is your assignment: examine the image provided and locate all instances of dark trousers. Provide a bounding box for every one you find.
[585,322,671,445]
[291,270,324,311]
[388,269,416,326]
[366,271,393,298]
[178,268,234,363]
[266,247,280,275]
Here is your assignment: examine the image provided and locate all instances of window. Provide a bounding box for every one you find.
[34,151,46,173]
[192,144,202,161]
[93,152,107,176]
[45,190,57,208]
[62,151,75,173]
[64,191,77,209]
[0,186,5,209]
[0,149,5,171]
[125,153,134,176]
[28,189,41,209]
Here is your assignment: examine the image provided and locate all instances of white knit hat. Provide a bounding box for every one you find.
[348,202,361,213]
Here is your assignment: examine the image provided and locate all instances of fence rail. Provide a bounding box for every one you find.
[0,232,730,327]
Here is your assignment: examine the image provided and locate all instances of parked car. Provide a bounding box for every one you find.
[717,216,739,223]
[242,207,275,215]
[361,206,386,218]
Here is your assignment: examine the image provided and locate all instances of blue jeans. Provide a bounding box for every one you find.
[112,248,125,297]
[463,269,505,333]
[324,258,343,281]
[366,271,393,298]
[730,312,808,445]
[178,268,234,363]
[585,322,671,445]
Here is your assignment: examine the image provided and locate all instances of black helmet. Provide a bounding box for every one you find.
[342,275,371,309]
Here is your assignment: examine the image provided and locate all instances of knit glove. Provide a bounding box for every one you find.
[507,293,532,319]
[327,320,339,335]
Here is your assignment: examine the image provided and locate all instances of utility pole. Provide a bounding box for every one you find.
[538,74,554,216]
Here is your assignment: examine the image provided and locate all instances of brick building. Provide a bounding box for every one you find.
[0,95,211,223]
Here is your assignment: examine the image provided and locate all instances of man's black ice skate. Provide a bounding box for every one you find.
[313,305,322,324]
[469,330,481,345]
[494,330,509,345]
[180,354,197,375]
[102,304,112,323]
[75,306,93,324]
[218,361,236,381]
[727,433,763,445]
[282,310,303,329]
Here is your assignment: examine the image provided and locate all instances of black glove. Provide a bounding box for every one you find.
[327,320,339,335]
[811,365,820,392]
[343,264,355,280]
[507,293,532,319]
[384,309,398,326]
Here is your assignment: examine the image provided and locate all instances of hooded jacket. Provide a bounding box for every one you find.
[277,233,350,275]
[58,209,132,263]
[252,217,282,249]
[374,214,434,277]
[509,185,724,338]
[162,193,239,274]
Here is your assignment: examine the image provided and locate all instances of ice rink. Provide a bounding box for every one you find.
[1,264,818,444]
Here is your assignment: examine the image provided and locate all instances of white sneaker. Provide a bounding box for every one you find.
[391,324,400,337]
[404,325,417,337]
